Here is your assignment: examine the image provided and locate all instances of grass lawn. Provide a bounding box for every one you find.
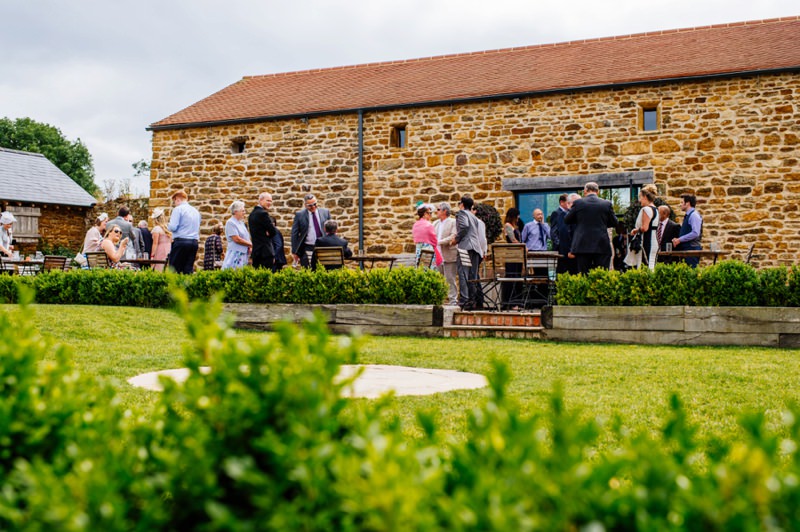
[7,303,800,445]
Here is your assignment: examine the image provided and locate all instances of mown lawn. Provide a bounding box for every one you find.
[8,303,800,445]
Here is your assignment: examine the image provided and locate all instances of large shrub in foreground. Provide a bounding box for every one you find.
[0,266,447,307]
[5,292,800,528]
[557,261,800,306]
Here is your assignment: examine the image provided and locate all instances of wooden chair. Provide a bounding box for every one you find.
[85,251,111,269]
[491,244,557,309]
[42,255,68,273]
[312,247,345,270]
[416,248,436,269]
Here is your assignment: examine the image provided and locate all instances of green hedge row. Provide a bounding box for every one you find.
[4,292,800,529]
[556,260,800,306]
[0,266,448,307]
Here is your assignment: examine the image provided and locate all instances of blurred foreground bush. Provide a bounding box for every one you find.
[3,289,800,529]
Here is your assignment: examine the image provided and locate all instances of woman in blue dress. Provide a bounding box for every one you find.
[222,200,253,270]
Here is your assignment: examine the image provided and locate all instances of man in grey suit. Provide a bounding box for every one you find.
[290,193,331,267]
[452,195,484,310]
[564,182,618,274]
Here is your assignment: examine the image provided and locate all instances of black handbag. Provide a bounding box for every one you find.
[629,232,642,252]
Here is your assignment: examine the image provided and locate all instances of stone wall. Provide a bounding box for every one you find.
[151,72,800,266]
[36,205,91,254]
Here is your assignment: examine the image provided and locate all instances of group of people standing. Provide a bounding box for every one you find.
[512,181,704,276]
[412,196,488,308]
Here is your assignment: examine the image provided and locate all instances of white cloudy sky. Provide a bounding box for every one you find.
[1,0,796,195]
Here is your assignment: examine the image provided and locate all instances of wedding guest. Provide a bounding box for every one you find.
[150,208,172,272]
[221,201,252,270]
[203,223,224,271]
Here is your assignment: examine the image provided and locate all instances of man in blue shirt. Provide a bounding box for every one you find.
[520,208,550,252]
[167,190,201,273]
[671,194,703,268]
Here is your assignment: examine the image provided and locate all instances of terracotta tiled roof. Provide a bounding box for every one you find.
[150,17,800,130]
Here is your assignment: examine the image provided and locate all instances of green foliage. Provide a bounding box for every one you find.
[37,242,77,258]
[695,260,760,306]
[557,261,798,306]
[0,267,447,307]
[474,202,503,244]
[759,266,790,307]
[6,296,800,528]
[0,117,98,195]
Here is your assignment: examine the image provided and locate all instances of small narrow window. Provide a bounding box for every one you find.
[390,125,407,148]
[231,139,247,154]
[640,106,659,132]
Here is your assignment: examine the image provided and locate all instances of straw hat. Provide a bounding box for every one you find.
[0,212,16,225]
[151,208,165,219]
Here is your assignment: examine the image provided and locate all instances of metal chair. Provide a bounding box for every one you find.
[312,247,345,270]
[0,256,14,275]
[85,251,111,269]
[744,243,756,265]
[416,248,436,269]
[42,255,68,273]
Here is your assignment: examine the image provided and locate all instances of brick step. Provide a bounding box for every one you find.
[443,325,544,339]
[452,311,541,328]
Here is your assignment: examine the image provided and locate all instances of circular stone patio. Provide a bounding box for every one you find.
[128,365,488,399]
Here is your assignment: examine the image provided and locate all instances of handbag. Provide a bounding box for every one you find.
[628,232,642,253]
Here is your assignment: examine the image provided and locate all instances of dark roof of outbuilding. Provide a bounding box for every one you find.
[0,148,97,207]
[150,16,800,130]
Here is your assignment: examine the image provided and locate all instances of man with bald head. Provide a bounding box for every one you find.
[564,182,618,274]
[520,208,550,252]
[656,205,681,264]
[249,192,278,270]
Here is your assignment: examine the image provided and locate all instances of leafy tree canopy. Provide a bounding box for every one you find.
[0,117,98,195]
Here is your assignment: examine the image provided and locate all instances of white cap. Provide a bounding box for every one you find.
[0,212,16,225]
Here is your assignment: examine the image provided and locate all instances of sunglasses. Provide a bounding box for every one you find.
[112,229,122,234]
[306,203,317,208]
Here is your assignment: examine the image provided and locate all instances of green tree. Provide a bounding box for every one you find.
[0,117,98,195]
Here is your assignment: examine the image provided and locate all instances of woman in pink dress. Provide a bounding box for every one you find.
[150,208,172,272]
[412,204,442,267]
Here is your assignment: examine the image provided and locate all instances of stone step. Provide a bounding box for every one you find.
[443,325,544,339]
[452,311,541,328]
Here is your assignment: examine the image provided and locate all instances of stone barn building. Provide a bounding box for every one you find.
[0,147,97,254]
[148,17,800,266]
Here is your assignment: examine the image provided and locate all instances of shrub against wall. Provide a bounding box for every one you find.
[0,266,448,307]
[5,292,800,528]
[556,261,800,306]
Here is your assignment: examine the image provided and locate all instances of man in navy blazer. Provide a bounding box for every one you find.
[313,219,353,269]
[290,193,331,267]
[248,192,277,270]
[564,182,618,275]
[548,193,578,275]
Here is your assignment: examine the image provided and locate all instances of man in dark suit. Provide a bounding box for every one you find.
[549,193,577,274]
[248,192,277,270]
[290,193,331,267]
[656,205,681,264]
[313,219,353,269]
[564,182,618,275]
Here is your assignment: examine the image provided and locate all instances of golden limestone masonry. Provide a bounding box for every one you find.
[149,18,800,266]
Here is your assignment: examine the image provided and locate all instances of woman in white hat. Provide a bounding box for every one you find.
[74,213,109,268]
[150,208,172,272]
[0,211,15,258]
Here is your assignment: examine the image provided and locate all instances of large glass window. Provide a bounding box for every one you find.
[516,185,639,224]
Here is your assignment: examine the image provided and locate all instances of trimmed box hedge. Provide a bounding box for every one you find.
[556,261,800,307]
[0,266,448,307]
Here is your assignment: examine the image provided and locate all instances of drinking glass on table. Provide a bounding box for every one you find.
[665,242,672,252]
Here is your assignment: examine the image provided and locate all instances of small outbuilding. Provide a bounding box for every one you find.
[0,147,97,253]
